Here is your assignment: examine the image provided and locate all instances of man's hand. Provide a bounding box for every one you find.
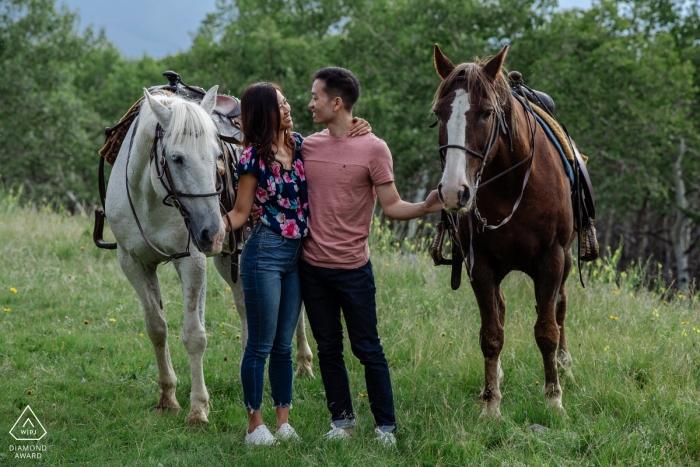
[422,189,443,214]
[348,117,372,137]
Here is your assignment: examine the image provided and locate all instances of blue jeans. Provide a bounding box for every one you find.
[240,223,303,412]
[300,260,397,433]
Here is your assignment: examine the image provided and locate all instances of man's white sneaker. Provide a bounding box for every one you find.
[324,423,351,440]
[375,428,396,446]
[245,424,277,445]
[276,423,301,441]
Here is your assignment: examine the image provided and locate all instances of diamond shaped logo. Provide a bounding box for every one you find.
[9,406,47,441]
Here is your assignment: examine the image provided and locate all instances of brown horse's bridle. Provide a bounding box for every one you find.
[434,89,539,281]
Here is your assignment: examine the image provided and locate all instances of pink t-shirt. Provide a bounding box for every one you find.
[301,129,394,269]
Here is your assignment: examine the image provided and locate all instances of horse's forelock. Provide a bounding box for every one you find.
[163,98,220,157]
[433,59,517,136]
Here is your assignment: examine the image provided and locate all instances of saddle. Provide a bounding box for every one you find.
[94,71,253,282]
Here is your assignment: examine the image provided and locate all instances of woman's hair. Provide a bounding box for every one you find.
[240,82,295,168]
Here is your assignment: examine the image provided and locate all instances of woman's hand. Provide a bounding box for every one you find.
[348,117,372,137]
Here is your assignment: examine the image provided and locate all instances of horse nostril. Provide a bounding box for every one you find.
[437,184,444,203]
[461,186,470,204]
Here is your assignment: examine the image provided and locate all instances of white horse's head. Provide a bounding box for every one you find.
[141,87,225,254]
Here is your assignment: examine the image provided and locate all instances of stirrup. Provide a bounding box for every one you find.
[579,219,599,262]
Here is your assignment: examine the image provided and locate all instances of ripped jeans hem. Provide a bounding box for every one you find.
[272,403,293,409]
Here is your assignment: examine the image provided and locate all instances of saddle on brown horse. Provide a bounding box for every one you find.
[93,71,253,282]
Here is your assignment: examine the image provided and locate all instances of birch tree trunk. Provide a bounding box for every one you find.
[671,138,691,290]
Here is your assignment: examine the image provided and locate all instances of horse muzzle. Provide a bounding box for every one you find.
[191,218,225,255]
[438,182,471,213]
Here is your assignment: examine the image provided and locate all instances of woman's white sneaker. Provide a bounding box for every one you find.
[276,423,301,441]
[245,425,277,445]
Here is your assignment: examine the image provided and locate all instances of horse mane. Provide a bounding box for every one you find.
[433,57,518,136]
[140,93,221,157]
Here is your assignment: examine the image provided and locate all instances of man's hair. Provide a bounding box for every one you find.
[312,67,361,111]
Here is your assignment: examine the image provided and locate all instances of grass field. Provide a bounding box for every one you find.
[1,192,700,466]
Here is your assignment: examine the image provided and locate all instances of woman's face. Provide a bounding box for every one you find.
[277,90,292,131]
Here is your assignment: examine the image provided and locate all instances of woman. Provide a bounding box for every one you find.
[223,82,370,445]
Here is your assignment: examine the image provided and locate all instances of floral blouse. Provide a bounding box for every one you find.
[236,132,309,239]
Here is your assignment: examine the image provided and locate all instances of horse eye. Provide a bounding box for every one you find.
[172,155,184,164]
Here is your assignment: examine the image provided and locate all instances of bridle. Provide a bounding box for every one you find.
[434,87,539,281]
[124,115,224,262]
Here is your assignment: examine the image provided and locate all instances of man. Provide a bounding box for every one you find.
[300,67,442,445]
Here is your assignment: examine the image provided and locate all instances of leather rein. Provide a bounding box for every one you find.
[436,90,539,282]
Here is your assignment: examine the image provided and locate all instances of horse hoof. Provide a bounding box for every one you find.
[544,396,567,417]
[479,405,503,420]
[156,396,181,412]
[185,410,209,426]
[295,362,315,379]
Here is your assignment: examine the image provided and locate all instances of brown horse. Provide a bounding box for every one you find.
[432,44,576,417]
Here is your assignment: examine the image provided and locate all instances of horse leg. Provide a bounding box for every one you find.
[533,248,567,414]
[556,249,574,381]
[471,268,506,418]
[118,250,180,411]
[294,306,314,379]
[173,256,210,425]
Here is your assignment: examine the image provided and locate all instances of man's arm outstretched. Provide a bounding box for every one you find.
[375,182,443,220]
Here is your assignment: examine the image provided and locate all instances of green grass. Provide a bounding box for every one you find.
[1,193,699,466]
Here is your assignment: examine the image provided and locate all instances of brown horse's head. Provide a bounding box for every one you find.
[432,44,514,213]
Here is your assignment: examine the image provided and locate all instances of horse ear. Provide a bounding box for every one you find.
[482,44,509,81]
[434,44,455,80]
[143,88,172,128]
[200,85,219,115]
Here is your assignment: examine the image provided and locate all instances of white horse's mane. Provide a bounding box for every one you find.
[139,93,220,157]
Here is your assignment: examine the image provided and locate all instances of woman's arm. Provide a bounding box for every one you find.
[223,173,258,231]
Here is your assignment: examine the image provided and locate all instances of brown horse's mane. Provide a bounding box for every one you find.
[432,58,518,137]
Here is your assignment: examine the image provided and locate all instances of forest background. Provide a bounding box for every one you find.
[1,0,699,288]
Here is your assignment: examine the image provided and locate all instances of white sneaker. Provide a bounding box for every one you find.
[276,423,301,441]
[245,424,277,445]
[375,428,396,446]
[324,423,351,440]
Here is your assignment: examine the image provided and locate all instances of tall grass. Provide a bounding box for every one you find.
[1,192,699,466]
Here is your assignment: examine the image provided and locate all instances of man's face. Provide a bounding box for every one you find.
[308,79,338,125]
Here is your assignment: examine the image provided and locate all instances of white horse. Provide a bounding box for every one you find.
[106,87,313,425]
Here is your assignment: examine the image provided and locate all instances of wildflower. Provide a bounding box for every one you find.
[219,323,224,328]
[235,334,241,339]
[81,378,86,383]
[609,315,618,321]
[175,335,180,339]
[629,292,635,298]
[80,246,85,251]
[678,294,687,300]
[414,322,419,326]
[222,331,227,335]
[384,263,389,267]
[663,301,669,306]
[360,393,368,397]
[681,329,688,337]
[100,346,105,350]
[535,381,540,386]
[3,308,9,312]
[612,290,620,295]
[109,318,117,323]
[448,342,453,345]
[27,390,32,395]
[604,345,610,352]
[139,333,144,338]
[681,321,689,325]
[652,309,659,318]
[10,287,17,293]
[441,332,446,337]
[84,320,89,325]
[225,287,231,291]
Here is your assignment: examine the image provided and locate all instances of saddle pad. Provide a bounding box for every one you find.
[528,102,588,187]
